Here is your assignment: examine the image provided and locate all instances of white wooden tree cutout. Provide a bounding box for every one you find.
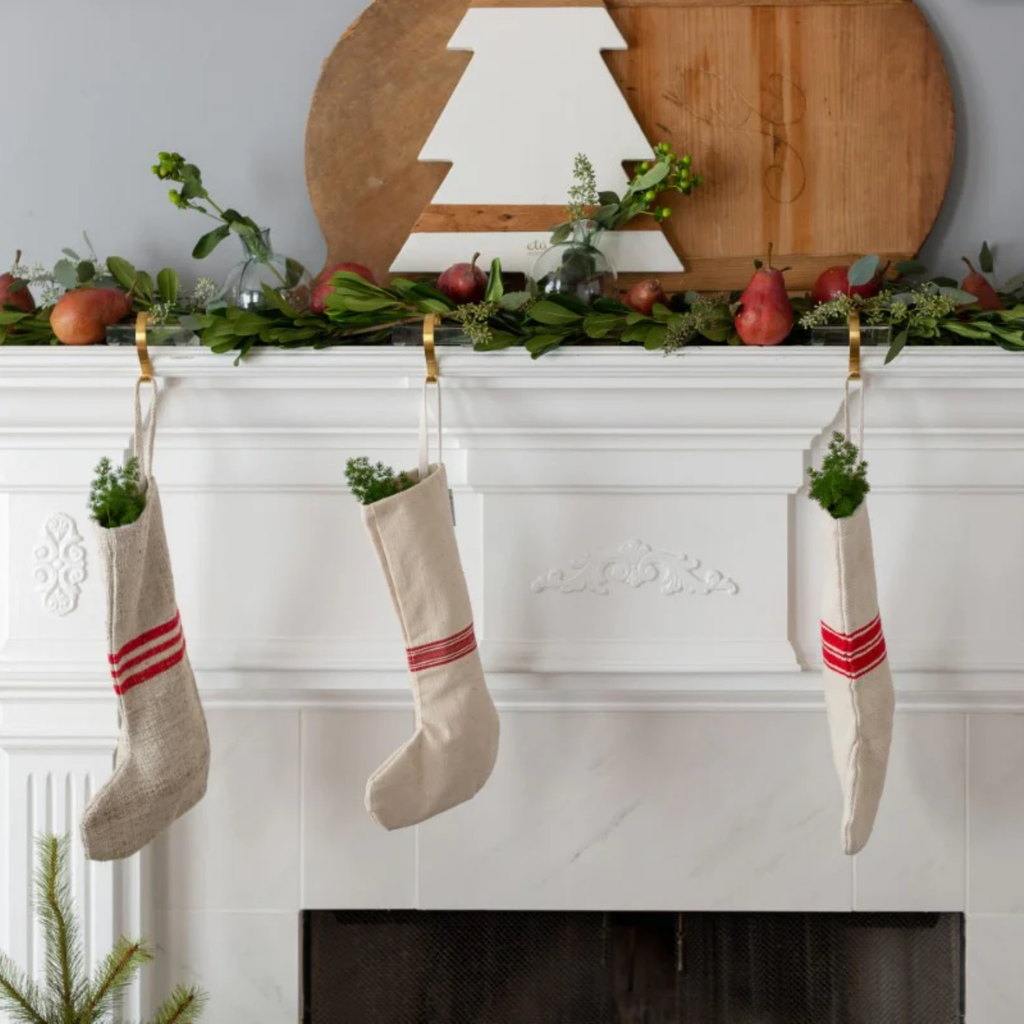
[390,3,685,277]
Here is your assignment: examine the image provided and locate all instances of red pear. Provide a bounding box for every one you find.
[811,263,883,305]
[0,250,36,314]
[310,262,378,314]
[734,251,794,346]
[624,278,668,316]
[961,257,1003,311]
[51,288,132,345]
[437,253,487,305]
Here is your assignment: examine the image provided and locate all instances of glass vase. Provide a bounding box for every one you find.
[224,229,312,312]
[529,220,617,303]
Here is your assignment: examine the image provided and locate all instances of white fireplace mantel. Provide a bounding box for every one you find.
[3,346,1024,1022]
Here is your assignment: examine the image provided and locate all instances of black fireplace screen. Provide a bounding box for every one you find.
[302,910,964,1023]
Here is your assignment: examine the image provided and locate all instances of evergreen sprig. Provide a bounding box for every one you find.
[345,457,414,505]
[0,834,208,1024]
[89,457,146,529]
[808,432,870,519]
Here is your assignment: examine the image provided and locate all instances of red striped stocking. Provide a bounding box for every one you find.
[361,373,499,830]
[81,381,210,861]
[819,382,895,855]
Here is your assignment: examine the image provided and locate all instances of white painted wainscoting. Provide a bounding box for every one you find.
[2,347,1024,1021]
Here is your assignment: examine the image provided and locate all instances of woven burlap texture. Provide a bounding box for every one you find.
[81,480,210,861]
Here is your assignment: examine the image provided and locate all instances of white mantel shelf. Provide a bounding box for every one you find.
[2,344,1024,384]
[3,344,1024,710]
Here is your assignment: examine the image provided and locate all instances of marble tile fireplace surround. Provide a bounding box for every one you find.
[3,347,1024,1021]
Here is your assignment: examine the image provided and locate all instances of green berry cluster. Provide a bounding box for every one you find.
[634,142,704,222]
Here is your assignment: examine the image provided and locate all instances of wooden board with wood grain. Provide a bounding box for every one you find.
[306,0,954,292]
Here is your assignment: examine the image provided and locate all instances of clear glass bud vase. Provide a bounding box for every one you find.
[224,228,312,312]
[529,220,617,302]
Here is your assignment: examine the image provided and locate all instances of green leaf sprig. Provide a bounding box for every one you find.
[550,142,703,245]
[808,432,870,519]
[89,456,146,529]
[345,457,414,505]
[153,151,267,261]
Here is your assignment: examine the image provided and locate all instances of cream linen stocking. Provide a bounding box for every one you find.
[81,381,210,861]
[362,373,499,830]
[819,380,895,855]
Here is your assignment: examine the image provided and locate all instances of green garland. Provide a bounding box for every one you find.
[184,267,1024,363]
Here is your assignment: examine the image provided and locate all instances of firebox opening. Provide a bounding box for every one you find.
[301,909,964,1023]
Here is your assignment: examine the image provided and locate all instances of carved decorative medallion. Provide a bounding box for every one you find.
[532,539,738,597]
[33,513,87,616]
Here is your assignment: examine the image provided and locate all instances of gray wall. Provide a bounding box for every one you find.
[1,0,1022,287]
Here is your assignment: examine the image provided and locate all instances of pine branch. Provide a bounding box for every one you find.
[345,457,413,505]
[84,937,153,1018]
[146,985,208,1024]
[0,951,50,1024]
[34,834,86,1016]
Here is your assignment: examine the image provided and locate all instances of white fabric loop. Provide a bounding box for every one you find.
[133,378,159,481]
[418,376,443,480]
[844,374,866,453]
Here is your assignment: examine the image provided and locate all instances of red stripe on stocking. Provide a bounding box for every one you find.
[407,624,478,673]
[821,614,888,681]
[108,609,188,694]
[109,610,181,665]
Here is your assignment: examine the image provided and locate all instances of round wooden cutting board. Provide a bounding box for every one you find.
[306,0,955,292]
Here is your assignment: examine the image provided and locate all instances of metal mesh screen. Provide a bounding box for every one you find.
[303,910,964,1024]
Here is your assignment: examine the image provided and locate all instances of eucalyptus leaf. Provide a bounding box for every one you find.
[76,261,95,285]
[529,301,583,327]
[53,259,78,291]
[192,224,231,260]
[500,291,533,312]
[650,303,673,323]
[136,271,154,303]
[939,286,982,306]
[260,282,298,317]
[473,330,519,351]
[62,248,80,260]
[980,241,995,275]
[931,276,958,289]
[157,268,180,305]
[106,256,137,291]
[598,191,620,207]
[631,161,671,193]
[848,255,881,288]
[549,223,572,246]
[284,258,307,289]
[583,313,623,339]
[884,329,909,365]
[943,321,991,340]
[1003,271,1024,293]
[526,333,567,358]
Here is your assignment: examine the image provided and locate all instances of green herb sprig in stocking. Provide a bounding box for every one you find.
[808,432,870,519]
[345,457,414,505]
[90,456,146,528]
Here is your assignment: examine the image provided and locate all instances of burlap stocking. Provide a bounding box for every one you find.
[820,380,895,855]
[81,380,210,862]
[362,371,500,830]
